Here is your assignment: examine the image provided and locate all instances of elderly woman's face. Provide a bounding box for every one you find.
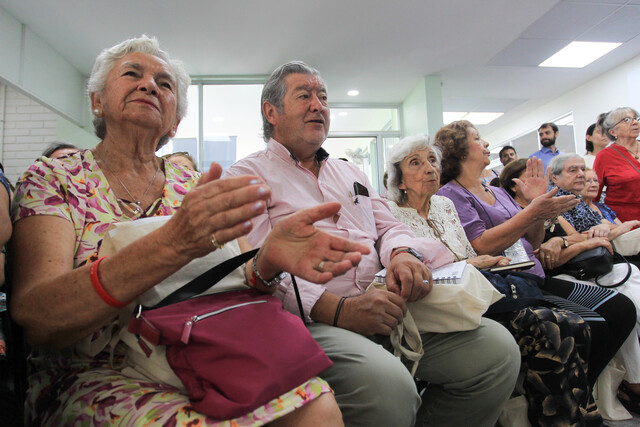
[398,148,440,199]
[552,157,586,193]
[91,51,179,138]
[609,109,640,141]
[465,127,490,166]
[580,170,599,201]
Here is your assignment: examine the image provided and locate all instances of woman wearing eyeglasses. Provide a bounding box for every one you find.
[593,107,640,222]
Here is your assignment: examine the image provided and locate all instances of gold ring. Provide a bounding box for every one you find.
[211,233,225,250]
[317,261,326,272]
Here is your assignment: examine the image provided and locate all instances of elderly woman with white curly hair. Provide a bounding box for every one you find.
[385,134,610,426]
[9,36,369,426]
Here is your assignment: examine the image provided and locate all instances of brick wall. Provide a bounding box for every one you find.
[0,83,58,184]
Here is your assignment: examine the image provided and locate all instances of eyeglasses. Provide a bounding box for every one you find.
[585,178,599,184]
[614,116,640,126]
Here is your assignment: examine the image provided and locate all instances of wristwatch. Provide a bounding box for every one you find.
[392,247,424,262]
[560,237,569,248]
[252,253,289,287]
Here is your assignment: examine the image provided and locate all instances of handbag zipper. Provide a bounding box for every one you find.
[181,300,268,344]
[510,283,518,299]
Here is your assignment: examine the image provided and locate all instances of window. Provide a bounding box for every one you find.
[159,85,402,191]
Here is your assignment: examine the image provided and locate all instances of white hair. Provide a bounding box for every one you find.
[87,35,190,146]
[547,152,583,184]
[385,134,441,204]
[602,107,640,141]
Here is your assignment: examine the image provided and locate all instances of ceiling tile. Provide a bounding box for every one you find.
[488,38,570,66]
[520,2,619,40]
[566,0,626,4]
[579,5,640,42]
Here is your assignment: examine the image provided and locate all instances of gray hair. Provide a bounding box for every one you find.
[87,35,191,148]
[42,141,78,158]
[602,107,640,141]
[385,134,441,204]
[261,61,323,142]
[548,152,583,184]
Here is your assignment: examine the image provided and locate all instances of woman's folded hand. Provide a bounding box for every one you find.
[466,255,510,269]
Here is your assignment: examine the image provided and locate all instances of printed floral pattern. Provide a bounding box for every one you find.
[13,150,331,426]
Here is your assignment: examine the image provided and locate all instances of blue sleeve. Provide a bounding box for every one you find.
[597,203,617,224]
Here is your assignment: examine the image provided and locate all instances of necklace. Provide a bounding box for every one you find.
[617,140,640,159]
[98,151,161,215]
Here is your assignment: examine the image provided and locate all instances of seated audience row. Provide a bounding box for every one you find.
[10,36,360,426]
[9,33,640,426]
[9,36,521,427]
[386,134,600,426]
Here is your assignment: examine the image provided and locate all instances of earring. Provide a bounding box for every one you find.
[93,109,99,115]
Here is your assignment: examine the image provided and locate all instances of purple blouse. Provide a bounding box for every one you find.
[437,182,545,277]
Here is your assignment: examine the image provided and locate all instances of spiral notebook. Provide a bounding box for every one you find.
[375,261,468,285]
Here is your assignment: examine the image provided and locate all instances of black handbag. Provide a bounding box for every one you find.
[481,270,546,315]
[552,247,631,288]
[556,246,613,280]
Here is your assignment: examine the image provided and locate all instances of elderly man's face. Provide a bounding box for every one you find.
[552,157,586,193]
[264,73,330,154]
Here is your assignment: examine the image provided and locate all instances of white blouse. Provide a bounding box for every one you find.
[388,196,476,261]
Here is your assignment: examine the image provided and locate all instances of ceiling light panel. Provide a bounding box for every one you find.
[442,112,467,124]
[464,112,504,125]
[539,41,621,68]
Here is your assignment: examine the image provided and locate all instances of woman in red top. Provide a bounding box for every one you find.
[594,107,640,222]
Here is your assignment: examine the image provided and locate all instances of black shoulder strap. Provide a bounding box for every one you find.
[150,248,259,309]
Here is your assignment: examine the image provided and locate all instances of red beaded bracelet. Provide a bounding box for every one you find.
[90,256,129,308]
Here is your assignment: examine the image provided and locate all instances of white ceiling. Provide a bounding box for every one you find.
[3,0,640,134]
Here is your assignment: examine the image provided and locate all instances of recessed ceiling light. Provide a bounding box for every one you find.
[347,90,359,96]
[338,112,348,117]
[443,112,468,124]
[539,41,621,68]
[464,112,503,125]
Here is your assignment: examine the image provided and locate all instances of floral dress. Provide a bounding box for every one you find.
[12,149,331,427]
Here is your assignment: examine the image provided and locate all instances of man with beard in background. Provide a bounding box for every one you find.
[530,122,562,171]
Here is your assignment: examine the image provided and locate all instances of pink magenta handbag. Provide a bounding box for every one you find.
[127,250,332,420]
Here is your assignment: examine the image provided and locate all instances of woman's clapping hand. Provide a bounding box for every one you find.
[165,163,272,260]
[258,202,371,284]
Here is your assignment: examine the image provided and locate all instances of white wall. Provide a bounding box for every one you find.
[402,79,428,137]
[0,83,97,184]
[0,5,88,127]
[483,53,640,153]
[0,84,57,183]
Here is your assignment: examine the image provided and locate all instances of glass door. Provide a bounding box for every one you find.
[323,136,380,193]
